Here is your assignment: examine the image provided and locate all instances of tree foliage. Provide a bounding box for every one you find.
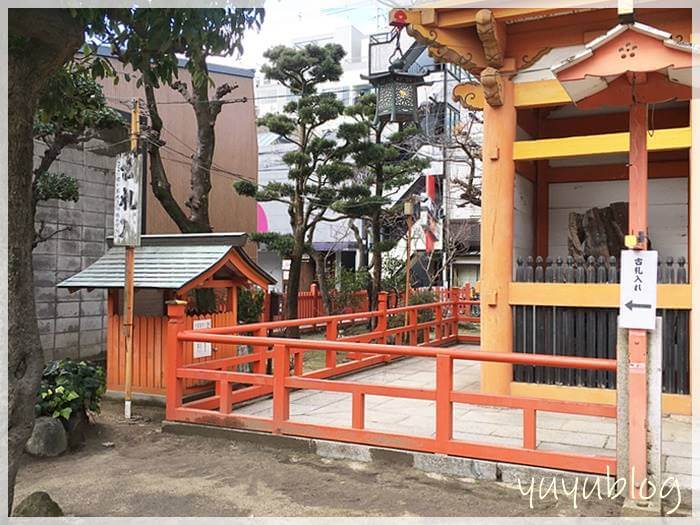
[334,92,429,310]
[326,267,370,315]
[35,64,124,141]
[249,232,295,258]
[234,43,352,322]
[237,287,265,325]
[31,65,125,248]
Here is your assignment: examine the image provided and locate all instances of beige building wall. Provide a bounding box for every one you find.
[99,56,258,256]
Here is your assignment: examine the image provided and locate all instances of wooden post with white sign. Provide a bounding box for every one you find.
[117,98,142,419]
[625,100,650,500]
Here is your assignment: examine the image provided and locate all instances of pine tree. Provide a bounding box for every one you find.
[334,92,429,310]
[235,43,353,324]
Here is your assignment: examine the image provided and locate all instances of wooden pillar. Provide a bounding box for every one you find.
[227,286,238,324]
[480,75,516,395]
[165,299,187,421]
[627,101,649,499]
[106,289,116,390]
[690,24,698,515]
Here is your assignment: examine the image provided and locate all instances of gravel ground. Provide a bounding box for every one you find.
[14,400,626,517]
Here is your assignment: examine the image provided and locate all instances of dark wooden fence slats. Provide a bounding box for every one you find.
[513,255,689,395]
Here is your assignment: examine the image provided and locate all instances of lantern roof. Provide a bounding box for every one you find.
[363,66,428,84]
[550,21,697,106]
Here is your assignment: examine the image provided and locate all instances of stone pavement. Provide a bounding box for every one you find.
[236,345,692,488]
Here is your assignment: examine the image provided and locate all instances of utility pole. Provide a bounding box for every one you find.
[123,98,140,419]
[441,63,449,288]
[404,197,414,313]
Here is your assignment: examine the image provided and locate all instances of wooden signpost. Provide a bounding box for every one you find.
[113,99,142,418]
[625,98,650,499]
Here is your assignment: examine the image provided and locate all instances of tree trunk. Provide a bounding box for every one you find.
[143,83,200,233]
[370,211,382,313]
[311,250,333,315]
[186,60,215,231]
[284,226,305,337]
[8,9,84,512]
[143,75,214,312]
[370,158,384,314]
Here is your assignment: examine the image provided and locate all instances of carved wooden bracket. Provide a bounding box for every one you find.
[481,67,504,107]
[452,82,485,110]
[406,23,487,74]
[475,9,505,69]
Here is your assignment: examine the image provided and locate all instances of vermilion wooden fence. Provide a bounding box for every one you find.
[107,286,479,397]
[107,311,236,395]
[286,285,471,319]
[164,291,616,476]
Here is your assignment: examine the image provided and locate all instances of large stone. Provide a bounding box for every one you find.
[12,491,64,517]
[25,417,68,457]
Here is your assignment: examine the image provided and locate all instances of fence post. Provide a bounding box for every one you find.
[435,300,443,343]
[436,354,453,452]
[377,291,388,344]
[451,287,459,340]
[326,319,338,368]
[272,343,290,433]
[253,327,266,374]
[165,300,187,421]
[409,307,418,346]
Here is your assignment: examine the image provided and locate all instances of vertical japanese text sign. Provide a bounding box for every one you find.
[619,249,658,330]
[113,152,142,247]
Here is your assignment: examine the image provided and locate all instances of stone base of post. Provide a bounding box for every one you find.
[617,316,663,515]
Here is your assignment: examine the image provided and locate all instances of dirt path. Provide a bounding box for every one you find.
[15,401,624,517]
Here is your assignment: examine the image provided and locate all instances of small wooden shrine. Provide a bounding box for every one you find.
[58,233,275,398]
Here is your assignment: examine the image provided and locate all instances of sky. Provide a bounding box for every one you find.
[209,0,396,70]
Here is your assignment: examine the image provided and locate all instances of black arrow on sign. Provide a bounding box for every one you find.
[625,300,652,311]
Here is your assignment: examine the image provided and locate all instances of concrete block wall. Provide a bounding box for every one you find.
[33,139,117,362]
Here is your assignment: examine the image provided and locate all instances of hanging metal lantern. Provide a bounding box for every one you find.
[365,22,426,124]
[369,68,426,124]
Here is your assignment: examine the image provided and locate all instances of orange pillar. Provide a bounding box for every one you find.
[627,101,649,499]
[480,75,516,395]
[690,51,698,433]
[227,286,238,324]
[165,299,187,421]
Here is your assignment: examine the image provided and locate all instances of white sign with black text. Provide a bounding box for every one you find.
[192,319,212,358]
[619,249,658,330]
[113,152,143,246]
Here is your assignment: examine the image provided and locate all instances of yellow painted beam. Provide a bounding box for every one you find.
[514,79,572,108]
[454,79,573,109]
[510,382,691,416]
[508,283,691,309]
[513,126,691,161]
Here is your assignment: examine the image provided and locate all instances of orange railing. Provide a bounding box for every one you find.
[283,285,473,319]
[164,290,615,476]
